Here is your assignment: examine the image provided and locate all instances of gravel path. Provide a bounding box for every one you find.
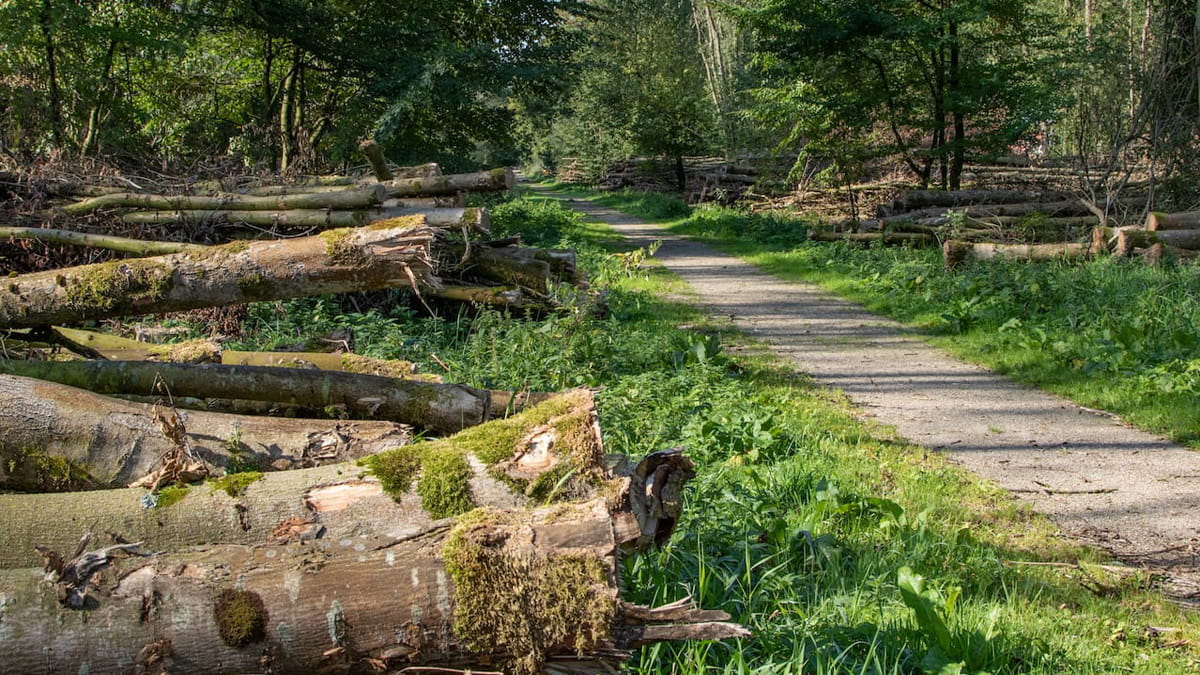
[539,187,1200,595]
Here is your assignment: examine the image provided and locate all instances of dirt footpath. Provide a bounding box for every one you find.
[538,187,1200,598]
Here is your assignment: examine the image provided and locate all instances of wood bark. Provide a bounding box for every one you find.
[0,217,438,329]
[121,209,371,228]
[0,373,411,492]
[63,185,387,215]
[0,477,745,674]
[1146,210,1200,231]
[808,231,934,244]
[384,168,514,197]
[367,207,491,233]
[943,240,1093,268]
[0,360,488,433]
[387,195,466,208]
[892,189,1073,211]
[0,226,205,255]
[1115,228,1200,254]
[0,389,606,566]
[359,139,393,181]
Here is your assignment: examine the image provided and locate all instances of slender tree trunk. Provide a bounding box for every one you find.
[38,0,64,149]
[949,19,965,190]
[80,35,118,155]
[279,48,301,172]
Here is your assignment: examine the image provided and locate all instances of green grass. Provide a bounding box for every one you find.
[228,191,1200,673]
[568,185,1200,449]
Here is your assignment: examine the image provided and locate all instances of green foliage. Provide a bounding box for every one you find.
[739,0,1074,187]
[225,189,1200,672]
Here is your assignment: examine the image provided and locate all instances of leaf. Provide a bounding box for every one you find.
[897,566,953,654]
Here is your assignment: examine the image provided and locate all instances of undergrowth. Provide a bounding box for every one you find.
[225,191,1200,673]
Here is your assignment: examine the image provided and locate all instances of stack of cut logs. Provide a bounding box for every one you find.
[1093,210,1200,263]
[811,187,1194,269]
[0,143,747,673]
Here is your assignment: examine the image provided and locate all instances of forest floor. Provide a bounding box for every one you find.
[530,184,1200,602]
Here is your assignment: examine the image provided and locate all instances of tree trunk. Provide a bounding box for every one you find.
[0,226,206,255]
[1146,210,1200,230]
[359,138,393,181]
[121,209,372,228]
[0,373,411,492]
[0,360,488,433]
[367,206,491,233]
[63,185,387,215]
[895,189,1073,210]
[0,463,745,674]
[0,389,609,566]
[1115,227,1200,254]
[0,217,438,329]
[943,240,1092,269]
[384,168,514,197]
[808,231,935,244]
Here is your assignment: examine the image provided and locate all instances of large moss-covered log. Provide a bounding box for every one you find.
[0,216,437,329]
[0,374,411,492]
[62,185,387,215]
[1115,227,1200,254]
[0,359,486,433]
[385,167,514,197]
[1146,211,1200,231]
[0,482,745,675]
[0,391,675,572]
[367,206,491,232]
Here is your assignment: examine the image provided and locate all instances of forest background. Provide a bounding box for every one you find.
[4,0,1200,202]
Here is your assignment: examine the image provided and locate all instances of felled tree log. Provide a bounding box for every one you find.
[0,216,437,329]
[890,189,1073,212]
[0,471,745,674]
[389,195,465,208]
[121,208,371,228]
[0,373,411,492]
[46,326,221,362]
[432,284,538,309]
[0,390,606,567]
[0,360,486,433]
[0,226,206,255]
[449,243,583,293]
[1114,228,1200,255]
[808,231,934,244]
[62,185,388,215]
[367,206,491,233]
[943,240,1092,269]
[384,167,514,197]
[1146,211,1200,231]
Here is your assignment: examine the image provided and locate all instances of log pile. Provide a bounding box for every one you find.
[1084,209,1200,264]
[0,158,747,672]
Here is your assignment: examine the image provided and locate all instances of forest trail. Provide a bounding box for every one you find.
[533,185,1200,598]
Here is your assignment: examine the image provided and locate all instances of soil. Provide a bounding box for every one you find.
[536,186,1200,603]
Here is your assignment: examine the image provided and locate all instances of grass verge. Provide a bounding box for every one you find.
[564,185,1200,449]
[220,191,1200,673]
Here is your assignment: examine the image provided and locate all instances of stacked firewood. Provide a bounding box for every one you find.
[0,153,747,673]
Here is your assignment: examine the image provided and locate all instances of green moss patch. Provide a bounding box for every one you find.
[213,589,267,648]
[0,447,95,492]
[362,391,602,517]
[444,513,616,674]
[63,260,173,313]
[208,471,263,497]
[154,484,190,509]
[321,228,368,266]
